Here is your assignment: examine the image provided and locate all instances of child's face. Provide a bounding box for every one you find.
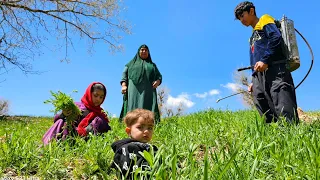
[126,117,154,143]
[91,89,105,106]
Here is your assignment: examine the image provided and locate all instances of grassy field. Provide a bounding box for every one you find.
[0,110,320,179]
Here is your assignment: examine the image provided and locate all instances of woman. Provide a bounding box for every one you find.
[119,44,162,123]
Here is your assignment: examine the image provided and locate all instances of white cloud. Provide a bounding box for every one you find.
[166,93,195,108]
[209,89,220,96]
[222,83,241,92]
[112,114,117,118]
[194,92,208,99]
[194,89,220,99]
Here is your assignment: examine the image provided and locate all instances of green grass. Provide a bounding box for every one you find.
[0,110,320,179]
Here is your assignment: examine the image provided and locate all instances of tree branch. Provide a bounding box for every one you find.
[0,0,131,73]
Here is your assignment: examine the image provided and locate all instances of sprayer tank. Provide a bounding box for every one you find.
[279,15,300,72]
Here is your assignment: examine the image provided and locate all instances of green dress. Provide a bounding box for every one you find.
[119,45,162,123]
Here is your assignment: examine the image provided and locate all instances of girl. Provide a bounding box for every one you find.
[42,82,111,145]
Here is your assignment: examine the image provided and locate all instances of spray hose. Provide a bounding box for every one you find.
[216,28,314,103]
[294,28,314,89]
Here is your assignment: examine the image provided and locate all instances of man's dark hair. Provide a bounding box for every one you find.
[234,1,256,20]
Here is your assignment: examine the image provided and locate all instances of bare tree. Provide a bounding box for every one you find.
[157,86,168,117]
[233,71,255,108]
[0,0,131,73]
[157,86,185,118]
[0,98,9,116]
[157,86,166,117]
[166,102,184,117]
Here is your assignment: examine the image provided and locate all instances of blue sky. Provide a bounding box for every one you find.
[0,0,319,117]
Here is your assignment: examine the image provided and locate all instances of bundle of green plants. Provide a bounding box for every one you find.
[44,90,81,132]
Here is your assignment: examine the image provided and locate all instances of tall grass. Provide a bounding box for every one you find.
[0,110,320,179]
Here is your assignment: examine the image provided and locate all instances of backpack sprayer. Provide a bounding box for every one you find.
[216,15,314,103]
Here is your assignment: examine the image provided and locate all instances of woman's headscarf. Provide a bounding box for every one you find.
[77,82,109,136]
[126,44,153,85]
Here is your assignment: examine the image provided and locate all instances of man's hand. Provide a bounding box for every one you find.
[254,61,268,72]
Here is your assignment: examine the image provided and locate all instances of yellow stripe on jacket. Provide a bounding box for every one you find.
[254,14,275,31]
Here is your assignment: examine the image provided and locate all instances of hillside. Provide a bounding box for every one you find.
[0,110,320,179]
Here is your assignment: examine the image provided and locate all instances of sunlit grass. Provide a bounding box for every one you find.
[0,110,319,179]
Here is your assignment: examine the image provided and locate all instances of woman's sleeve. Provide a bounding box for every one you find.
[120,66,129,85]
[53,113,64,122]
[87,116,111,134]
[154,64,162,85]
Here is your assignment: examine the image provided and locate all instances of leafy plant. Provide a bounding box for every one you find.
[44,90,81,132]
